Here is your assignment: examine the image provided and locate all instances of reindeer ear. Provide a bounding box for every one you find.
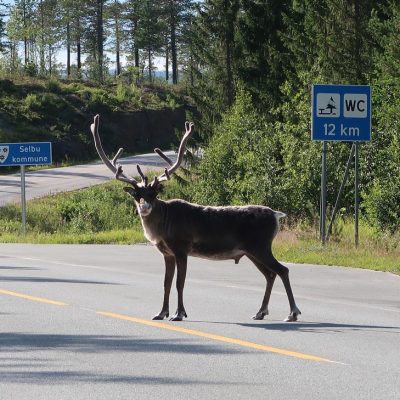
[123,187,136,197]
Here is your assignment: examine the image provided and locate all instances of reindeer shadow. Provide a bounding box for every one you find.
[0,266,41,271]
[189,320,400,334]
[240,321,400,334]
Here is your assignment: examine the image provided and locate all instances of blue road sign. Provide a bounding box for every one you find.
[0,142,52,166]
[312,84,371,141]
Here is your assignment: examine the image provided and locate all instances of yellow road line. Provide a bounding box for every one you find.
[0,288,68,306]
[97,311,335,363]
[0,286,340,364]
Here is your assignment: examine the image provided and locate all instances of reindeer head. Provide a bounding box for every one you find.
[122,174,165,217]
[90,114,194,217]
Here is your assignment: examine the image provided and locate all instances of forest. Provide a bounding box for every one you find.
[0,0,399,237]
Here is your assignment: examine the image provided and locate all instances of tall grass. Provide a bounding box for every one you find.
[0,181,143,239]
[273,222,400,275]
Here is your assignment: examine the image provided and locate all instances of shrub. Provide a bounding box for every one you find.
[45,78,61,93]
[24,93,42,111]
[364,173,400,233]
[190,86,285,208]
[24,62,37,77]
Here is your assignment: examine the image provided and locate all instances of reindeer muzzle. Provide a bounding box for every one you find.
[138,198,152,216]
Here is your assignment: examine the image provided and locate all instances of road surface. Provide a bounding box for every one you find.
[0,244,399,399]
[0,151,176,206]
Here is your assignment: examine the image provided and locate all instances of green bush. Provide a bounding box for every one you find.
[24,92,63,115]
[55,182,138,233]
[115,82,129,102]
[190,86,286,209]
[364,173,400,233]
[45,78,61,93]
[24,62,37,77]
[24,93,42,111]
[84,87,121,112]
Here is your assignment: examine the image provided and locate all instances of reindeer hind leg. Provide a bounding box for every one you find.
[248,255,277,320]
[251,250,301,322]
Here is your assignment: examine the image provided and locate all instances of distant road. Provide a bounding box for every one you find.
[0,151,176,206]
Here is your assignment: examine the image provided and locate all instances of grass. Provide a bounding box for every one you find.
[0,229,145,245]
[273,229,400,275]
[0,180,398,275]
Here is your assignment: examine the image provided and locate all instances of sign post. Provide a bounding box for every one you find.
[312,84,371,246]
[320,142,327,244]
[0,142,52,235]
[20,165,26,235]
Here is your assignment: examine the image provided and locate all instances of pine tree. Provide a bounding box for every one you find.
[134,0,164,82]
[83,0,108,81]
[161,0,194,84]
[236,0,290,109]
[189,0,240,139]
[37,0,62,75]
[0,1,8,54]
[125,0,141,71]
[106,0,125,76]
[60,0,85,78]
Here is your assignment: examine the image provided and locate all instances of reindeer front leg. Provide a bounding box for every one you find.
[170,254,188,321]
[153,255,175,320]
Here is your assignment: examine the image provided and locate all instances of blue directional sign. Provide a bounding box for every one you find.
[312,84,371,141]
[0,142,52,166]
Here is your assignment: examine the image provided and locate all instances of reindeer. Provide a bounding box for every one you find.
[90,114,301,322]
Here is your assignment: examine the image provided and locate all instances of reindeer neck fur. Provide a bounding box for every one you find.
[137,197,200,244]
[136,197,169,243]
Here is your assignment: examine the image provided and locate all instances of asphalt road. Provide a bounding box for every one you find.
[0,244,399,399]
[0,151,176,206]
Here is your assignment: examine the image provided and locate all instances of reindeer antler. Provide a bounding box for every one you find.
[155,121,194,182]
[90,114,138,187]
[91,115,194,187]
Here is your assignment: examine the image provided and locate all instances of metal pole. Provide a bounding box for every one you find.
[354,142,359,247]
[327,143,355,239]
[20,165,26,236]
[320,141,327,244]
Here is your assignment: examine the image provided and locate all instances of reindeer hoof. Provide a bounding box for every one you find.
[169,311,187,321]
[284,306,301,322]
[152,311,169,320]
[252,311,268,320]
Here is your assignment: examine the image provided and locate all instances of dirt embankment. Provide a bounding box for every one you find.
[54,107,189,162]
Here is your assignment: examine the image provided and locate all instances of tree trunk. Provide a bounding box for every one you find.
[67,21,71,77]
[77,18,82,72]
[39,0,45,74]
[189,53,194,87]
[114,0,121,76]
[135,48,139,68]
[225,34,233,106]
[148,47,152,82]
[97,0,104,81]
[48,45,52,75]
[165,37,169,81]
[116,21,121,75]
[23,1,28,64]
[171,18,178,84]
